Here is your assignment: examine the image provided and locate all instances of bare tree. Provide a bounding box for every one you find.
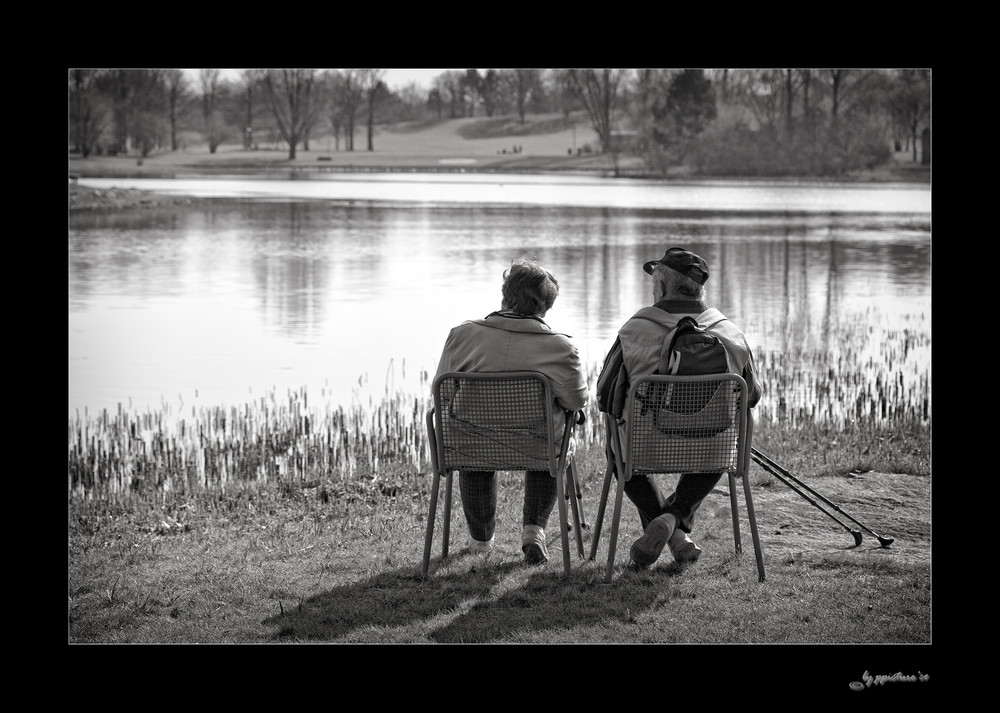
[427,86,443,120]
[727,69,785,128]
[198,70,225,153]
[800,69,812,119]
[463,69,482,116]
[824,69,875,121]
[263,69,321,159]
[785,69,794,129]
[69,69,106,158]
[718,68,730,103]
[394,81,428,117]
[357,69,386,151]
[434,71,465,118]
[887,69,931,162]
[236,70,264,149]
[549,70,582,119]
[480,69,501,117]
[161,70,193,152]
[104,69,132,155]
[325,71,348,150]
[630,68,675,118]
[511,69,542,123]
[569,69,630,152]
[336,70,366,151]
[95,69,161,155]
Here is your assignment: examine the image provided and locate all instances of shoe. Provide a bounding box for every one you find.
[668,528,703,563]
[468,535,494,554]
[521,525,549,564]
[629,514,676,569]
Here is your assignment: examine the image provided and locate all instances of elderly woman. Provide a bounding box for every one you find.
[434,257,588,564]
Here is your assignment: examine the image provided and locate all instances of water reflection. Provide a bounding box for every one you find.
[69,192,930,418]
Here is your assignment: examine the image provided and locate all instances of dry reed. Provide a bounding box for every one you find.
[68,326,929,505]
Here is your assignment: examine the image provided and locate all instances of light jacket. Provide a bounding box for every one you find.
[597,300,763,472]
[434,310,588,447]
[618,304,761,407]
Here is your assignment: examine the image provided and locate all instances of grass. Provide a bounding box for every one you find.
[68,417,930,645]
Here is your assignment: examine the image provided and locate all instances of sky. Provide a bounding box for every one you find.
[191,69,450,91]
[381,69,449,90]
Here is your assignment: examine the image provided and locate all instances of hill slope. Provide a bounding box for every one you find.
[70,113,622,178]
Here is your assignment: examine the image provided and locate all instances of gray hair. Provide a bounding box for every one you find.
[654,262,706,300]
[501,258,559,316]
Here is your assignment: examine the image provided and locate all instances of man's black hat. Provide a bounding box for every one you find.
[643,247,709,285]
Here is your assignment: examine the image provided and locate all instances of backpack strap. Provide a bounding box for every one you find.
[657,316,700,374]
[696,307,728,331]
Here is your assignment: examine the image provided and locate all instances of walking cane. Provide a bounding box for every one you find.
[751,448,894,548]
[750,451,862,546]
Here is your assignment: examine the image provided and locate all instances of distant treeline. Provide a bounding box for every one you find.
[69,69,930,177]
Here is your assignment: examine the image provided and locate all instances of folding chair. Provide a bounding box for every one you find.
[422,371,586,577]
[588,373,765,582]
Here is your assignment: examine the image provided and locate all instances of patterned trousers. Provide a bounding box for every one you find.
[459,470,557,542]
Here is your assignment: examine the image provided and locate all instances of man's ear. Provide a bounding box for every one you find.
[651,276,665,302]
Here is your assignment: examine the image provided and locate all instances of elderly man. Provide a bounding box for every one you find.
[596,246,762,569]
[435,257,588,565]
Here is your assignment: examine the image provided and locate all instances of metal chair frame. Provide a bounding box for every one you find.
[422,371,586,577]
[587,373,765,582]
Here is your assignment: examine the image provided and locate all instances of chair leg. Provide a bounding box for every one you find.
[422,470,442,577]
[588,457,615,561]
[741,471,766,582]
[741,411,764,582]
[556,466,571,575]
[605,466,627,582]
[566,463,585,558]
[441,471,453,560]
[728,471,743,555]
[573,463,588,529]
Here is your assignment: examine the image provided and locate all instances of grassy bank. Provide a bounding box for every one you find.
[68,412,930,645]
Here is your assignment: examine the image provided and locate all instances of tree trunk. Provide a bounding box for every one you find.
[920,127,930,165]
[785,70,793,129]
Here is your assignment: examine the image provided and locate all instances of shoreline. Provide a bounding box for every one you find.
[69,161,930,213]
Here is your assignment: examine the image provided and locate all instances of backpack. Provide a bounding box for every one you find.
[636,316,735,437]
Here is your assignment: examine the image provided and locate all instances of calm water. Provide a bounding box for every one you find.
[69,175,931,417]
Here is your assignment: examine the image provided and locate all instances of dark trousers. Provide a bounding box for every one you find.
[622,469,723,533]
[459,470,557,542]
[608,431,722,533]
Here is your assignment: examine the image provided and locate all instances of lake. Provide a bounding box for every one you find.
[69,174,931,424]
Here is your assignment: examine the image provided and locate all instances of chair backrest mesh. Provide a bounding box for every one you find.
[434,372,553,473]
[628,374,744,475]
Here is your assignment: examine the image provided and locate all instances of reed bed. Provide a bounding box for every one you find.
[754,321,929,428]
[68,325,929,505]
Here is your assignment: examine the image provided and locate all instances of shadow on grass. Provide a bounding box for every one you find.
[261,545,671,643]
[427,561,681,643]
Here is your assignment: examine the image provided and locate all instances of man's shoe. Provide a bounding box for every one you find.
[521,525,549,564]
[629,514,676,569]
[668,528,702,563]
